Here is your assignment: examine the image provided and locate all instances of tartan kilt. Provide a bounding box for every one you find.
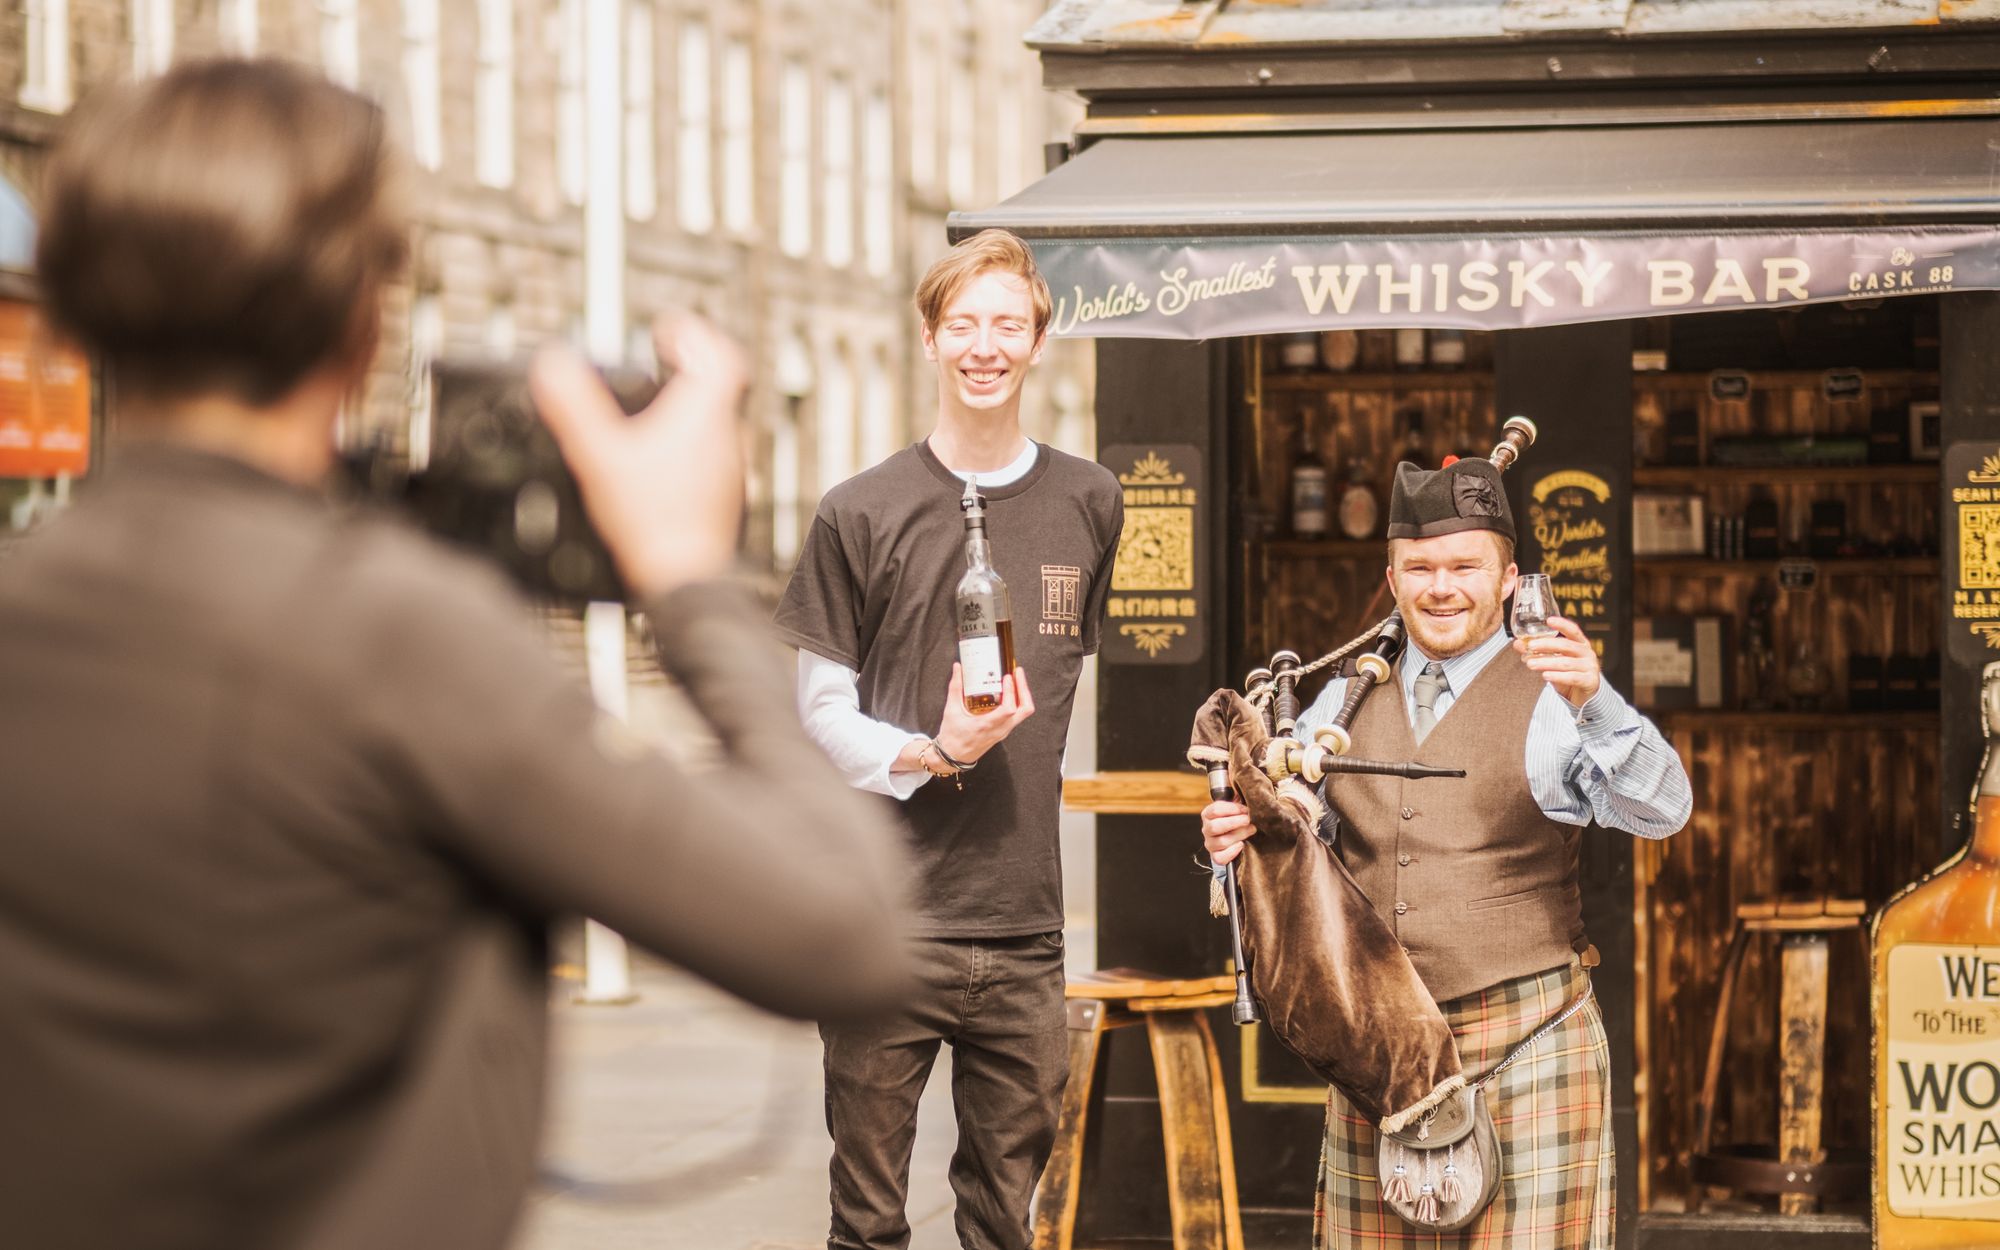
[1313,960,1613,1250]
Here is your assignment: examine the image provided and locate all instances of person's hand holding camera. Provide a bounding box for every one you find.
[530,314,746,598]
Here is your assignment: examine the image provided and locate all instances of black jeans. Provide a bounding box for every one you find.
[821,932,1069,1250]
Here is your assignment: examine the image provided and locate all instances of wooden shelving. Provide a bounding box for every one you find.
[1262,371,1492,393]
[1259,538,1388,559]
[1633,556,1937,577]
[1633,463,1938,487]
[1633,369,1939,391]
[1653,709,1938,732]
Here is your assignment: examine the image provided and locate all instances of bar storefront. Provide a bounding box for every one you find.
[950,5,2000,1247]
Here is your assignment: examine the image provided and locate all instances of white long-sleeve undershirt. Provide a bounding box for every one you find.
[794,438,1039,798]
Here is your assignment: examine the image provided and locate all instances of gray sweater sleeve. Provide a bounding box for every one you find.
[370,565,916,1022]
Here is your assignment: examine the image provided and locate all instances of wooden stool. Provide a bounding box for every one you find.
[1689,897,1869,1214]
[1032,968,1245,1250]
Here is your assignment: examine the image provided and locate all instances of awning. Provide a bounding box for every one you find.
[946,115,2000,339]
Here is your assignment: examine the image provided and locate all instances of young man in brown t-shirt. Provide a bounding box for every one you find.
[774,231,1122,1250]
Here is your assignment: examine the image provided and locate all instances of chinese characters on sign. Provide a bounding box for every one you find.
[0,301,92,479]
[1524,469,1619,669]
[1104,444,1204,665]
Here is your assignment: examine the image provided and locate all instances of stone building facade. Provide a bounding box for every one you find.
[0,0,1092,575]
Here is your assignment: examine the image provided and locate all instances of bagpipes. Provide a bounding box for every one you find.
[1183,417,1537,1133]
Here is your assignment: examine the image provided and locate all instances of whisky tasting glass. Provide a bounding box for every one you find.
[1512,573,1559,639]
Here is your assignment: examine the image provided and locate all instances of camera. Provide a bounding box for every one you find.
[342,358,660,604]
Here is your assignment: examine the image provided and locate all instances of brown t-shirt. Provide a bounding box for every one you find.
[774,440,1123,937]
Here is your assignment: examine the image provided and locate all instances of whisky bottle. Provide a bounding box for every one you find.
[1290,409,1330,539]
[1337,456,1381,542]
[956,479,1017,714]
[1873,661,2000,1247]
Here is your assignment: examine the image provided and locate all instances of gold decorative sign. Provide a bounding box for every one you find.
[1883,943,2000,1218]
[1525,467,1620,667]
[1103,444,1205,665]
[1947,443,2000,663]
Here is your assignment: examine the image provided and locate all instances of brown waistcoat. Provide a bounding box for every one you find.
[1329,646,1585,1004]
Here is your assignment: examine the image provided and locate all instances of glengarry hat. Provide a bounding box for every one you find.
[1386,456,1514,544]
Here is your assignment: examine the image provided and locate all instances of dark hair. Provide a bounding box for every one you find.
[36,58,409,407]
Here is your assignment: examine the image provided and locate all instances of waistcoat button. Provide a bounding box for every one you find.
[1398,854,1412,867]
[1400,806,1414,820]
[1394,901,1409,916]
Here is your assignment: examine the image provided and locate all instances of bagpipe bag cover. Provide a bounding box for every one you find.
[1190,688,1465,1133]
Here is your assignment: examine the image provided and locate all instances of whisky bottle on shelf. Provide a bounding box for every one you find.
[1337,456,1382,541]
[1393,328,1428,371]
[1289,409,1330,539]
[955,479,1016,714]
[1874,661,2000,1246]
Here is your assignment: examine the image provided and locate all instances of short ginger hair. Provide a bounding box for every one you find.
[36,59,410,407]
[913,230,1053,338]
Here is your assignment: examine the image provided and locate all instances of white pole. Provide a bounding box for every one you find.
[577,605,636,1005]
[573,0,634,1006]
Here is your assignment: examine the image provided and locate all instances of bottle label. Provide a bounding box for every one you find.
[1292,469,1329,536]
[1339,485,1379,541]
[959,635,1004,697]
[1885,942,2000,1218]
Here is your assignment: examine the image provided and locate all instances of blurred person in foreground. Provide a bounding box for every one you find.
[0,59,912,1250]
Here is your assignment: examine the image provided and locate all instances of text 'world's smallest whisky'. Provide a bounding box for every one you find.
[955,479,1016,715]
[1873,660,2000,1248]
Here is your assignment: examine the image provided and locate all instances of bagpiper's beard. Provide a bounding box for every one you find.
[1400,590,1506,660]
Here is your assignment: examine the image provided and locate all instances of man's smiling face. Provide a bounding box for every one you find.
[1386,530,1519,659]
[922,270,1045,415]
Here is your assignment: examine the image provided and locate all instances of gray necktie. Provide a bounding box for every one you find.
[1413,661,1448,743]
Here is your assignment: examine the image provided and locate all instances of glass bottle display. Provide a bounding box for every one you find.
[955,479,1016,714]
[1873,661,2000,1247]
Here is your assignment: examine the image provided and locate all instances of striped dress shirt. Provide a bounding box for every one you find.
[1295,626,1690,839]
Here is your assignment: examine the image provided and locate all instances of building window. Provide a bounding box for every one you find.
[320,0,359,89]
[407,294,444,471]
[996,71,1024,200]
[556,0,586,206]
[861,349,896,468]
[675,19,713,233]
[778,60,811,259]
[908,34,934,193]
[863,89,892,278]
[218,0,256,54]
[626,321,658,377]
[822,78,853,270]
[403,0,442,171]
[720,37,753,234]
[625,3,657,221]
[132,0,173,77]
[772,331,813,565]
[475,0,513,188]
[485,304,517,358]
[946,49,974,207]
[817,345,853,496]
[21,0,71,112]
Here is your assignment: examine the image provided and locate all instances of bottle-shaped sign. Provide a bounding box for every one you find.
[1873,660,2000,1247]
[956,479,1017,714]
[1290,408,1330,539]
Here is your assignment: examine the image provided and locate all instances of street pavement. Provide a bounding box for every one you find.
[515,939,1093,1250]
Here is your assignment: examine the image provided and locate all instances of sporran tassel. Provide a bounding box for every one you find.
[1440,1145,1465,1207]
[1381,1157,1414,1206]
[1415,1185,1440,1225]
